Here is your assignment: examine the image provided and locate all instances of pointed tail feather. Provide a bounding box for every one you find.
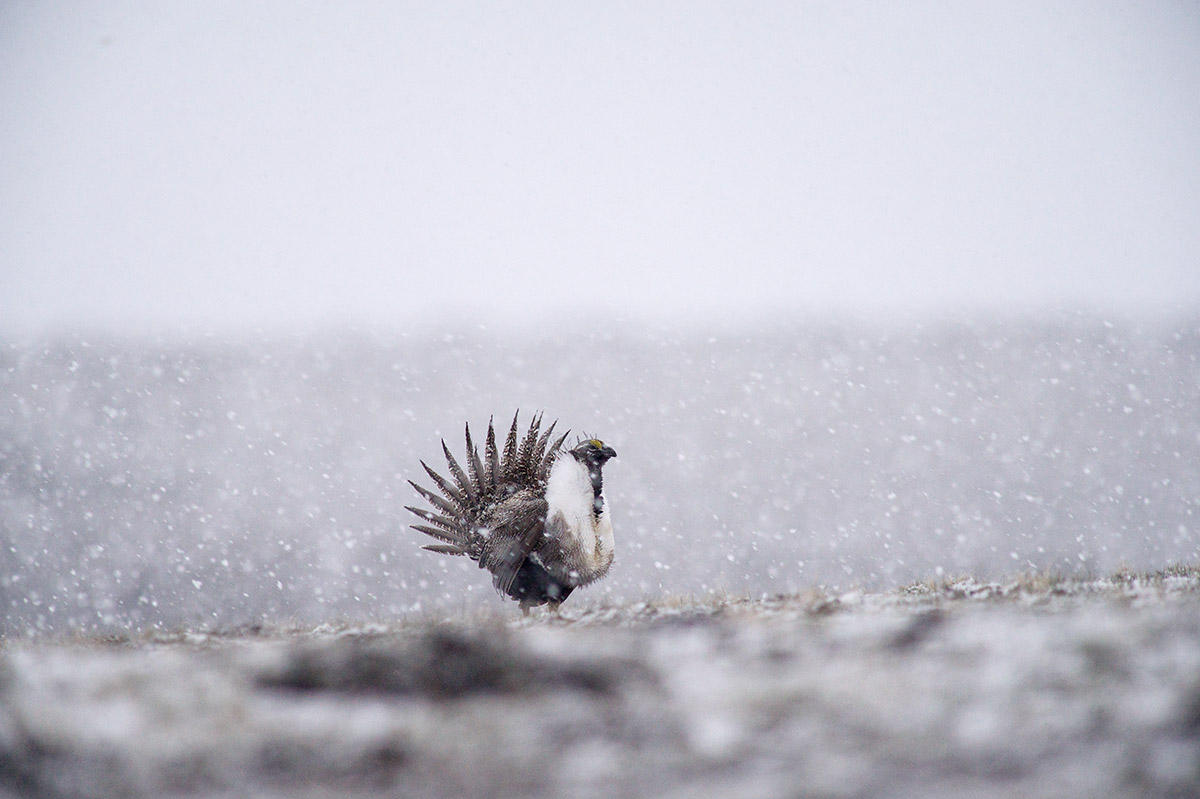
[410,412,570,565]
[484,416,500,490]
[407,480,460,519]
[500,411,520,475]
[422,544,467,556]
[538,429,571,482]
[515,413,542,478]
[440,439,477,507]
[532,420,557,466]
[420,460,465,507]
[405,506,462,537]
[463,422,486,499]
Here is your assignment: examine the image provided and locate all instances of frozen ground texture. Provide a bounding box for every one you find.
[1,570,1198,799]
[2,315,1199,634]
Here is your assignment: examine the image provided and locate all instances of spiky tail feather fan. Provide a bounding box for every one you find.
[406,412,569,560]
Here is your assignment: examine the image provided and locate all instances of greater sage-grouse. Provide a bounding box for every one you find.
[407,413,617,611]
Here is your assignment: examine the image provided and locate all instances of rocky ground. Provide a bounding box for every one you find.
[2,568,1199,799]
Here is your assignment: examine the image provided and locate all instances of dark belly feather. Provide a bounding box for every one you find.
[504,558,575,606]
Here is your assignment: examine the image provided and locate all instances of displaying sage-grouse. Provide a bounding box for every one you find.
[407,413,617,611]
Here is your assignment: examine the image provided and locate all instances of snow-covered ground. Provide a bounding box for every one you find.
[2,315,1199,634]
[2,570,1198,799]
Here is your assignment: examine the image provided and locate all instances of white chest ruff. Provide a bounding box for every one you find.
[543,456,615,584]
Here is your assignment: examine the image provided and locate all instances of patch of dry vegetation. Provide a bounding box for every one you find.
[7,564,1199,647]
[545,563,1200,627]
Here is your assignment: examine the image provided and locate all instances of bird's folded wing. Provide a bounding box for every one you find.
[485,495,550,595]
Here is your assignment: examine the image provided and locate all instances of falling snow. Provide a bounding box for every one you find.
[1,315,1197,635]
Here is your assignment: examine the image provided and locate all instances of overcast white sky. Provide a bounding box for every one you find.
[2,2,1198,332]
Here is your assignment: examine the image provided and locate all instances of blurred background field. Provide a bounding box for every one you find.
[3,314,1197,634]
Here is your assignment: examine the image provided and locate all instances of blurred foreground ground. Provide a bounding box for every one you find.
[2,568,1198,799]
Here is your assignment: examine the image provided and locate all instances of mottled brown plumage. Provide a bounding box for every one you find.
[407,412,617,609]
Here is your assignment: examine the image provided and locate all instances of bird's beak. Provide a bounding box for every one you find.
[602,445,617,460]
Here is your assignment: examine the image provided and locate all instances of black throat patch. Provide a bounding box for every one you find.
[589,467,604,516]
[575,454,605,517]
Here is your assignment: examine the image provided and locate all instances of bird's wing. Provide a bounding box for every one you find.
[482,493,549,596]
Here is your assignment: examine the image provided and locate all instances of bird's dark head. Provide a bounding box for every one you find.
[571,438,617,468]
